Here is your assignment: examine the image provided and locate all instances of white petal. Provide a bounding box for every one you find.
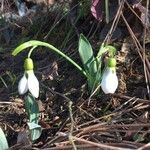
[101,67,118,94]
[27,71,39,98]
[18,74,28,95]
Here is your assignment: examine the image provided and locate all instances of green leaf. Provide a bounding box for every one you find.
[27,122,42,141]
[104,45,116,57]
[97,44,116,58]
[0,127,9,150]
[79,34,96,74]
[25,94,39,124]
[87,59,98,89]
[12,41,33,56]
[79,34,98,91]
[12,40,86,77]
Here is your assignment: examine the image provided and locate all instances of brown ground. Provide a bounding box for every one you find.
[0,1,150,149]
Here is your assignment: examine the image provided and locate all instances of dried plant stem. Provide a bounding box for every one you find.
[138,143,150,150]
[72,136,133,150]
[142,0,150,98]
[68,101,77,150]
[103,0,125,44]
[113,94,150,103]
[121,14,150,98]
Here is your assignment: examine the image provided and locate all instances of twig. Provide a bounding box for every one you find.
[121,14,150,98]
[103,0,125,44]
[68,101,77,150]
[138,143,150,150]
[76,123,150,137]
[40,144,118,150]
[0,101,13,104]
[142,0,150,98]
[113,94,150,103]
[72,136,133,150]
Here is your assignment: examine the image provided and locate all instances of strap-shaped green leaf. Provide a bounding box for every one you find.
[79,34,98,91]
[27,122,42,141]
[79,34,96,74]
[25,94,39,124]
[0,127,9,150]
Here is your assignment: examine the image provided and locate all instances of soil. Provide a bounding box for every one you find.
[0,1,150,150]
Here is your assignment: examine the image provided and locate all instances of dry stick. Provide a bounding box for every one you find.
[78,95,150,129]
[125,1,148,28]
[44,87,77,150]
[138,143,150,150]
[77,123,150,137]
[41,83,77,148]
[121,14,150,98]
[40,144,108,150]
[91,21,101,38]
[68,101,77,150]
[80,128,150,134]
[103,0,125,44]
[76,103,150,137]
[123,1,150,80]
[53,133,144,149]
[0,101,13,104]
[123,16,150,74]
[72,136,133,150]
[77,106,137,129]
[142,0,150,98]
[84,123,150,129]
[113,94,150,103]
[79,100,149,128]
[107,141,143,148]
[112,96,136,112]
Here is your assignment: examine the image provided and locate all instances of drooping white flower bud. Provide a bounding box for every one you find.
[18,58,39,98]
[101,58,118,94]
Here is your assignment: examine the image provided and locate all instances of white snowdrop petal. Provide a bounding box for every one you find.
[101,68,118,94]
[18,74,28,95]
[27,71,39,98]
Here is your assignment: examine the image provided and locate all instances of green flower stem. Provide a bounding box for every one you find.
[12,40,87,77]
[28,46,37,58]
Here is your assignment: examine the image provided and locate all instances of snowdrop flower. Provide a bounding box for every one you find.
[101,58,118,94]
[18,58,39,98]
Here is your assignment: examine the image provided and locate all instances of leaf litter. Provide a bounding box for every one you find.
[0,0,150,149]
